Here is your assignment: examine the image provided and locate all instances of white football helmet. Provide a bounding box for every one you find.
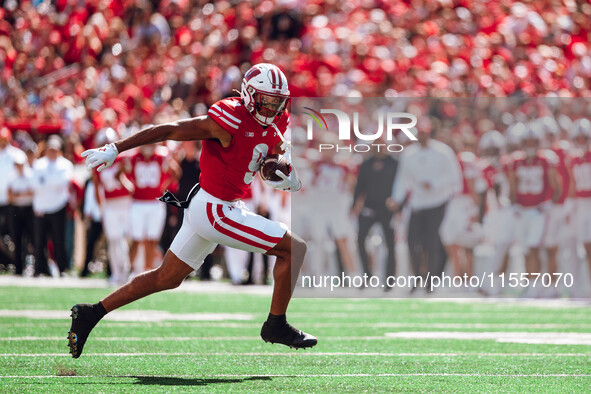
[521,122,543,157]
[241,63,290,126]
[538,116,560,136]
[522,122,543,141]
[478,130,505,155]
[505,122,526,147]
[570,118,591,140]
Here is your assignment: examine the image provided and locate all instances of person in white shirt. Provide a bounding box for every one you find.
[32,135,73,276]
[390,119,462,292]
[0,127,27,266]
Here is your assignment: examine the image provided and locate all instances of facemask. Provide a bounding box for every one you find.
[525,147,537,157]
[141,146,155,157]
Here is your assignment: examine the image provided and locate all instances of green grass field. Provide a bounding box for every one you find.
[0,281,590,392]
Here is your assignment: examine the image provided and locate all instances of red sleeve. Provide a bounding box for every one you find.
[510,159,518,172]
[208,99,242,134]
[71,180,84,200]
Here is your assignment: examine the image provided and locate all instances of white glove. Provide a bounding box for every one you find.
[81,143,119,172]
[264,163,302,192]
[281,140,292,162]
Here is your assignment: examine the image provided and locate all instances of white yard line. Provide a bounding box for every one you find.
[0,352,588,357]
[424,297,591,309]
[5,321,591,329]
[385,331,591,345]
[3,332,591,345]
[0,276,272,295]
[0,336,390,341]
[2,308,590,322]
[2,276,591,301]
[288,312,591,319]
[0,336,263,341]
[0,310,253,322]
[1,373,590,378]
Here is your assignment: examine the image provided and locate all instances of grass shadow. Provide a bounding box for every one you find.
[132,375,272,387]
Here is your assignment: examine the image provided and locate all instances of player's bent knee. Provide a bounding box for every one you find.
[268,231,307,261]
[291,233,307,260]
[154,269,184,291]
[153,252,193,291]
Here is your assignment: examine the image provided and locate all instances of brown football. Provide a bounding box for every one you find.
[259,154,290,182]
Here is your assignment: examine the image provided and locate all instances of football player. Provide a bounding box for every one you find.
[509,123,560,297]
[538,117,574,295]
[124,143,180,274]
[440,138,483,281]
[68,64,317,358]
[478,129,513,293]
[92,128,132,284]
[310,135,357,275]
[568,119,591,293]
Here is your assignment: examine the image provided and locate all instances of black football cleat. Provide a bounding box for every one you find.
[260,320,317,349]
[68,304,101,358]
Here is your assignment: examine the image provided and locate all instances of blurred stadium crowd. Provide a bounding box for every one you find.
[2,0,591,140]
[290,98,591,297]
[1,0,591,293]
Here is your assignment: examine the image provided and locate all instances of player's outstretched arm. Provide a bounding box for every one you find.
[116,115,231,153]
[83,116,230,171]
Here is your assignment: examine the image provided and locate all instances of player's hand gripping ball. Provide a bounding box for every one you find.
[259,154,291,182]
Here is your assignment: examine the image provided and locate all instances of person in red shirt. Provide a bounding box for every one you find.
[509,123,560,297]
[69,64,316,359]
[309,142,357,276]
[440,144,484,280]
[124,144,179,273]
[92,128,132,285]
[568,119,591,291]
[539,117,574,295]
[478,130,514,294]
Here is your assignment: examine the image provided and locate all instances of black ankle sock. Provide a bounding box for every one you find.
[93,302,107,319]
[267,313,286,326]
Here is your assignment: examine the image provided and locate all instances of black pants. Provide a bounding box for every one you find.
[11,205,34,275]
[407,203,448,285]
[358,210,396,278]
[81,220,103,277]
[244,253,269,284]
[0,205,14,265]
[34,206,68,275]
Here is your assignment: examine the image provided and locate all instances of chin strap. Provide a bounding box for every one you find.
[272,123,292,161]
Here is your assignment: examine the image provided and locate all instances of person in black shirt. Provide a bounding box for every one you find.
[352,144,399,283]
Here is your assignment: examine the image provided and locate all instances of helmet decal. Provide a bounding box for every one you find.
[244,67,261,82]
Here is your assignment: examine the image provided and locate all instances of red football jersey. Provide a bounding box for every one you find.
[512,152,555,207]
[201,97,288,201]
[571,150,591,198]
[481,162,497,190]
[457,151,480,195]
[96,157,130,200]
[126,149,169,201]
[501,152,521,181]
[549,144,570,204]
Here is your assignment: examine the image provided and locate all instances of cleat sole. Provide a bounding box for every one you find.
[71,306,79,319]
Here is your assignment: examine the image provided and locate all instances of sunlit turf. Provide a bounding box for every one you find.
[0,284,590,392]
